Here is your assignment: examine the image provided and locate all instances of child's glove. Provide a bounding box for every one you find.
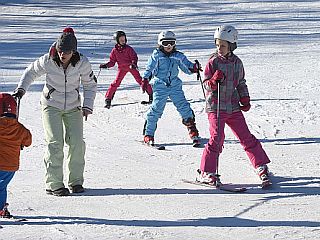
[190,62,202,73]
[12,88,25,99]
[82,107,93,121]
[130,64,137,70]
[206,70,224,90]
[99,63,108,69]
[141,79,149,93]
[210,70,224,83]
[239,96,251,112]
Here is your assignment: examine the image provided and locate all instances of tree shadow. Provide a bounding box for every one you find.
[2,176,319,228]
[2,214,319,228]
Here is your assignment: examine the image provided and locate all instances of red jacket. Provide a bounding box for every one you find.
[106,44,138,69]
[0,117,32,171]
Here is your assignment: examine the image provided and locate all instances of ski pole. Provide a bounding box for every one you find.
[195,60,206,99]
[15,96,21,120]
[96,68,101,81]
[15,96,24,150]
[215,80,222,186]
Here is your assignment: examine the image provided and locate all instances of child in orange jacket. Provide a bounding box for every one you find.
[0,93,32,218]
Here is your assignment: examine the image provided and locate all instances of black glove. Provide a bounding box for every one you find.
[12,88,25,99]
[99,63,108,69]
[130,64,137,70]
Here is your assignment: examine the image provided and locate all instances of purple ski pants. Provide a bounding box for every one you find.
[200,111,270,173]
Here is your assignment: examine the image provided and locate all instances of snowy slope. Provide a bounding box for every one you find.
[0,1,320,239]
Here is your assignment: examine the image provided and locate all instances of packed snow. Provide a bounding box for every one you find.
[0,0,319,239]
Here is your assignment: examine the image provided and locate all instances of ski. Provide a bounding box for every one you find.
[0,216,27,222]
[141,100,151,105]
[148,143,166,150]
[182,179,247,193]
[137,140,166,150]
[192,138,201,148]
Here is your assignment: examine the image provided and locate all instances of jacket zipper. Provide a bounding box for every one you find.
[64,69,67,110]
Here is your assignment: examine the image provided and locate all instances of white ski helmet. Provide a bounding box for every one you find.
[157,30,176,45]
[214,25,238,43]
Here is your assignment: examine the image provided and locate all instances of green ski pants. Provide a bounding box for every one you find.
[42,106,85,190]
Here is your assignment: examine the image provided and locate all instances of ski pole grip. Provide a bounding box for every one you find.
[194,60,200,80]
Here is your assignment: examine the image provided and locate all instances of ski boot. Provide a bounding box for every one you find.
[141,93,153,105]
[143,135,155,146]
[256,165,272,188]
[183,117,200,147]
[104,99,112,109]
[0,203,13,218]
[196,169,217,186]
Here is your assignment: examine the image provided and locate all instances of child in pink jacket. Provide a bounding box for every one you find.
[196,25,271,187]
[100,31,153,108]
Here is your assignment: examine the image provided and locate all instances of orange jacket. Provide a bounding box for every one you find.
[0,117,32,171]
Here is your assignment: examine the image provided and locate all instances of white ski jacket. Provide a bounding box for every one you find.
[18,52,97,112]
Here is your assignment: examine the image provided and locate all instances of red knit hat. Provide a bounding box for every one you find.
[0,93,17,116]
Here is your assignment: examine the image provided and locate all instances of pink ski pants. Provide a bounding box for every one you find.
[105,67,152,99]
[200,111,270,173]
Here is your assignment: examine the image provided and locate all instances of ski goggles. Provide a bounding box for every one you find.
[160,40,176,47]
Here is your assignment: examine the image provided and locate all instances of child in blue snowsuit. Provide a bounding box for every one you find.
[141,31,201,145]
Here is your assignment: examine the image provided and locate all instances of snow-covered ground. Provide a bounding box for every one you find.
[1,1,320,239]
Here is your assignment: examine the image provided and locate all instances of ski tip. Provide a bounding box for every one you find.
[192,138,202,148]
[157,145,166,150]
[261,181,272,189]
[192,143,201,148]
[218,185,247,192]
[141,101,151,105]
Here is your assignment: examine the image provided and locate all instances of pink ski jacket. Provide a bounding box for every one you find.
[203,53,249,113]
[106,44,138,69]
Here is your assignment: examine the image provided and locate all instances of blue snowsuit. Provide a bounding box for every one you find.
[143,48,196,137]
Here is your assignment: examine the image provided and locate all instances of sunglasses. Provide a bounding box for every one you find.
[161,40,176,47]
[58,50,73,55]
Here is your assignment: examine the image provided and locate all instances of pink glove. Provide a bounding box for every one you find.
[141,79,149,93]
[240,96,251,112]
[210,70,224,82]
[206,80,217,91]
[206,70,224,90]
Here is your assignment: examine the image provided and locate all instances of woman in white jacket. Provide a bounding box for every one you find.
[13,29,97,196]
